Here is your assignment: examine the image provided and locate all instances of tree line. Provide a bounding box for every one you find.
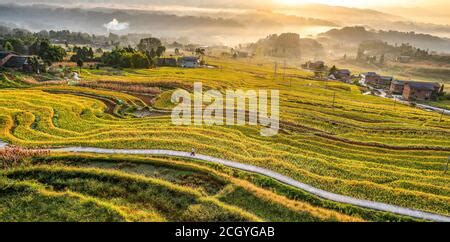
[101,37,166,68]
[1,37,66,66]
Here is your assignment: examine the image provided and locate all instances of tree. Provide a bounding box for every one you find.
[137,38,162,53]
[195,48,205,57]
[30,40,66,65]
[1,38,27,53]
[88,47,94,59]
[27,56,45,73]
[130,52,150,68]
[329,65,337,76]
[101,47,152,69]
[174,48,180,55]
[77,59,83,73]
[195,48,206,62]
[156,46,166,57]
[3,41,13,51]
[356,47,364,60]
[148,49,156,59]
[439,84,445,97]
[70,46,94,63]
[379,54,385,65]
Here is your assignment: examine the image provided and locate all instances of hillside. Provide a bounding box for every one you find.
[0,57,449,221]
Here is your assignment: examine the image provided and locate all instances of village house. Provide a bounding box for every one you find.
[362,72,392,88]
[0,51,35,72]
[402,82,441,101]
[379,76,394,89]
[0,51,18,67]
[333,69,351,81]
[179,56,200,68]
[389,80,408,95]
[361,72,380,83]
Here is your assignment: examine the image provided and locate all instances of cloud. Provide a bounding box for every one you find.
[103,18,129,31]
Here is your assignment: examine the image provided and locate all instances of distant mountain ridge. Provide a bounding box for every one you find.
[276,3,450,38]
[320,26,450,53]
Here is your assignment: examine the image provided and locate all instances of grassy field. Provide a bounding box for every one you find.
[0,56,449,221]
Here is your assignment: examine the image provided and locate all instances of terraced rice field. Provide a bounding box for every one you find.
[0,57,449,220]
[1,153,370,222]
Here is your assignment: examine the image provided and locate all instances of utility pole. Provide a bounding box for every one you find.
[273,62,278,81]
[445,156,449,174]
[439,109,445,122]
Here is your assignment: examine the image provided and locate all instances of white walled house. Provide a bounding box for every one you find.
[179,56,200,68]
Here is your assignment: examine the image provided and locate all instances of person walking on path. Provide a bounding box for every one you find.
[190,148,196,156]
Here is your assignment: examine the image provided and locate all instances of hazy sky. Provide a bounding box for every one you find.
[1,0,448,25]
[274,0,449,7]
[1,0,449,8]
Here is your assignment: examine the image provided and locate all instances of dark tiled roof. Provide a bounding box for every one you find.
[363,72,378,76]
[4,56,28,68]
[392,80,407,85]
[406,82,440,91]
[180,56,199,62]
[0,51,16,60]
[380,76,393,81]
[0,53,9,60]
[338,69,351,74]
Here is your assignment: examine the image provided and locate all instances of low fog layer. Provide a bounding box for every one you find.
[0,4,339,45]
[0,2,450,49]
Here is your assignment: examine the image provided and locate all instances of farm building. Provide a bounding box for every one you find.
[389,80,408,95]
[179,56,200,68]
[402,82,441,101]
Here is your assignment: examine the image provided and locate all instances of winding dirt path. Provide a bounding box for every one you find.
[52,146,450,222]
